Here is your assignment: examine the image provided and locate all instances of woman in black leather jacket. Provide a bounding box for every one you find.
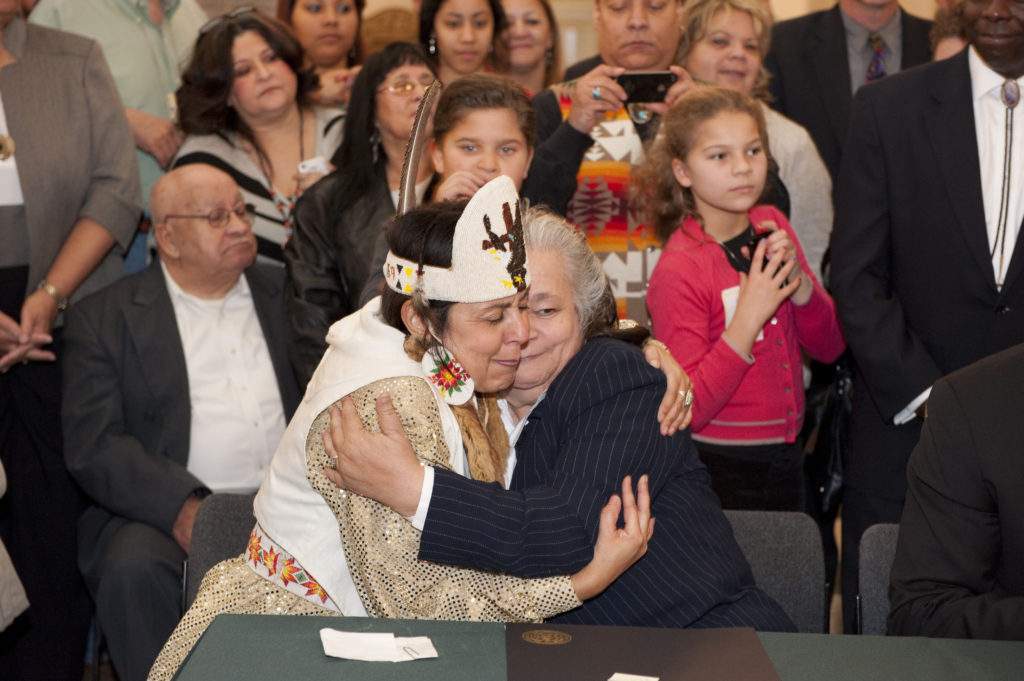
[284,42,437,386]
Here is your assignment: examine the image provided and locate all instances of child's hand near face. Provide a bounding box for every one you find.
[724,237,801,356]
[434,170,486,201]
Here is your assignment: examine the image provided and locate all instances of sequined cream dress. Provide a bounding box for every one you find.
[147,300,580,681]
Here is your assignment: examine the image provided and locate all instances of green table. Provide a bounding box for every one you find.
[173,614,1024,681]
[760,630,1024,681]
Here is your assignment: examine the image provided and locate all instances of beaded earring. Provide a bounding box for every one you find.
[421,345,474,405]
[428,34,437,56]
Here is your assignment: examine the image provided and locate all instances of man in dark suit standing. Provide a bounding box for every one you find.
[765,0,932,182]
[830,0,1024,634]
[62,164,301,681]
[888,342,1024,640]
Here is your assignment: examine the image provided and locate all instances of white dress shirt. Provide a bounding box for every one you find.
[161,263,286,491]
[970,46,1024,288]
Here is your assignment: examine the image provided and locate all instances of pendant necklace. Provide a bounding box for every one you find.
[256,109,305,234]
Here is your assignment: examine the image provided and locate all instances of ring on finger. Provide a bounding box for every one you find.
[681,388,694,407]
[329,456,338,467]
[592,85,601,100]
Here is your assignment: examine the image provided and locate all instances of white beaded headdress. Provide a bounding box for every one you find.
[383,175,529,303]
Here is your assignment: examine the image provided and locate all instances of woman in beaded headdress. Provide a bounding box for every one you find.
[146,176,654,681]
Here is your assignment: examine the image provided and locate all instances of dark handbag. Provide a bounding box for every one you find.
[803,357,852,515]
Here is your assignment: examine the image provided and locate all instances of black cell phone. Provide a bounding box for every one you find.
[744,231,788,284]
[615,71,678,103]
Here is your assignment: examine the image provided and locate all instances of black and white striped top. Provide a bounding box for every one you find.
[173,106,345,266]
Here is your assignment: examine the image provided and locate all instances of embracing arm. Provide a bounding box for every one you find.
[417,345,678,577]
[315,379,651,618]
[888,377,1024,639]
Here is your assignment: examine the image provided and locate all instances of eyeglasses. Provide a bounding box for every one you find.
[199,6,257,35]
[378,79,435,97]
[164,204,255,229]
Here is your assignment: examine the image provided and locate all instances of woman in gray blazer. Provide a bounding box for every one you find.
[0,6,140,676]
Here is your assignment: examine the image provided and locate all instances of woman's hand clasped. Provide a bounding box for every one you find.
[570,475,654,601]
[0,296,57,373]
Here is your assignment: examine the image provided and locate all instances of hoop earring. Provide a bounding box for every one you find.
[421,344,474,405]
[428,34,437,56]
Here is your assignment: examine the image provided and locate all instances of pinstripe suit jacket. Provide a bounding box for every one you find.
[420,337,794,630]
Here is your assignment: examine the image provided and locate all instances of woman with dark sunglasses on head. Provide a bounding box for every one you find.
[173,8,344,267]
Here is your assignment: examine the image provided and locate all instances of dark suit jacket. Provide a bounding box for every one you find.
[888,343,1024,640]
[419,338,794,630]
[563,55,602,81]
[766,5,932,182]
[830,50,1024,500]
[62,261,301,587]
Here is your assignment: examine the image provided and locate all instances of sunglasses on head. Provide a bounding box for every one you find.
[199,6,258,36]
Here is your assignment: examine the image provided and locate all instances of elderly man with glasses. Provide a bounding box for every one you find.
[61,163,301,681]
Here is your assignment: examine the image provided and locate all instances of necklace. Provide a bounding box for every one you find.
[255,109,305,235]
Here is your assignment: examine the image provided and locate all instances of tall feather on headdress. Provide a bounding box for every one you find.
[396,79,442,216]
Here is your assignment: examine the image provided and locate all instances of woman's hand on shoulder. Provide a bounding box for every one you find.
[566,65,627,134]
[0,309,54,373]
[642,340,693,435]
[570,475,654,601]
[321,393,424,517]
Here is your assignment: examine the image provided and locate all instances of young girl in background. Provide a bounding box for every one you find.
[641,87,844,512]
[359,73,537,301]
[430,73,534,201]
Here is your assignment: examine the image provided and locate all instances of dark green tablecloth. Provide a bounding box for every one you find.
[172,614,1024,681]
[172,615,507,681]
[759,630,1024,681]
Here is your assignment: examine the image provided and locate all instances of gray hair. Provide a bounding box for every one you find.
[522,207,610,337]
